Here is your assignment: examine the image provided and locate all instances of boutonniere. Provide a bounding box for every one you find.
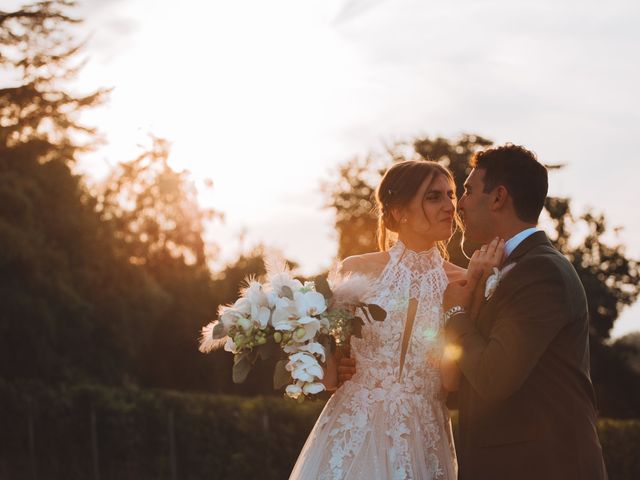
[484,263,516,301]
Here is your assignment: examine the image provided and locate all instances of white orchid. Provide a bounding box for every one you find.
[241,280,268,307]
[232,297,252,315]
[266,291,290,310]
[302,382,325,395]
[269,272,303,296]
[285,382,303,398]
[284,341,326,362]
[251,305,271,328]
[285,379,325,399]
[286,351,324,383]
[272,303,301,331]
[292,316,322,343]
[219,306,245,329]
[294,290,327,317]
[223,336,238,354]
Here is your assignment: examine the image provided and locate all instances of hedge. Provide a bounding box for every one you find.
[0,381,638,479]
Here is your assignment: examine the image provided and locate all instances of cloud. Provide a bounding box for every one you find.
[76,0,143,63]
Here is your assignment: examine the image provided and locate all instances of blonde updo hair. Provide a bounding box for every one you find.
[375,160,460,258]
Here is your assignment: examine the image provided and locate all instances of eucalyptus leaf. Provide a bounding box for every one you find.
[211,321,226,339]
[232,353,252,384]
[358,306,372,323]
[352,316,364,338]
[257,341,279,361]
[281,286,294,300]
[273,359,291,389]
[367,303,387,321]
[313,275,333,298]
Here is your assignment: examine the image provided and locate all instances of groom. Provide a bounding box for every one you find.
[443,144,607,479]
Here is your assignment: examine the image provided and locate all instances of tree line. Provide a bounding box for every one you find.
[1,1,639,417]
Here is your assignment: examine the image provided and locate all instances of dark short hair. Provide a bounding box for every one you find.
[471,144,548,222]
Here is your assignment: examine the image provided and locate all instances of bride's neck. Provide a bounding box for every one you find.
[397,234,436,253]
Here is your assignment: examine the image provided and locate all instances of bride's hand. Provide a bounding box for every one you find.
[337,344,356,385]
[466,238,504,321]
[467,237,505,284]
[322,348,339,392]
[322,344,355,392]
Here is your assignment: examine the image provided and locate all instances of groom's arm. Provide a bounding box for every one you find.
[445,258,569,402]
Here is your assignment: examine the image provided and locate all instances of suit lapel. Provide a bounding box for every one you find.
[474,231,553,334]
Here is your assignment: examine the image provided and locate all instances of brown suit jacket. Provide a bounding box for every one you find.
[446,231,607,480]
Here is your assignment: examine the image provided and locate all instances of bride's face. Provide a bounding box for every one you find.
[397,173,456,242]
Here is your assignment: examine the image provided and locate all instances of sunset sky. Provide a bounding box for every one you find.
[8,0,639,337]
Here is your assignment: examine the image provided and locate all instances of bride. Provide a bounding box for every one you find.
[290,160,474,480]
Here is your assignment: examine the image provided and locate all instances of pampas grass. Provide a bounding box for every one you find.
[198,321,228,353]
[328,268,374,310]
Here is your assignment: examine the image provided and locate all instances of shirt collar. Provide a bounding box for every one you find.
[504,227,540,258]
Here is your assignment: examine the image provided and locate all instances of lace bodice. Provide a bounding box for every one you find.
[298,241,456,480]
[350,240,449,398]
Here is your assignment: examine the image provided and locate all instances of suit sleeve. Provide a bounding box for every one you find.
[445,259,569,402]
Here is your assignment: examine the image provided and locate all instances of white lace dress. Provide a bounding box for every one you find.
[289,241,457,480]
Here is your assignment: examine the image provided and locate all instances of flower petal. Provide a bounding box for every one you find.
[297,342,326,362]
[303,382,325,395]
[258,306,271,328]
[285,383,302,396]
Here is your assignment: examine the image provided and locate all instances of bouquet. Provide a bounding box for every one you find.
[199,262,385,401]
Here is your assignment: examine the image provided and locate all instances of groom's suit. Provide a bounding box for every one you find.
[446,231,607,480]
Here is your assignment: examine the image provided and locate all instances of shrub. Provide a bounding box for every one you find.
[0,381,637,479]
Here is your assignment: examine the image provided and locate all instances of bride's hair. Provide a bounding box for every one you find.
[375,160,461,258]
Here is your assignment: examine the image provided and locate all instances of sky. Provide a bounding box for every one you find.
[7,0,639,337]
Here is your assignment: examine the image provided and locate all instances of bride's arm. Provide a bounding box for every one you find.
[441,263,465,391]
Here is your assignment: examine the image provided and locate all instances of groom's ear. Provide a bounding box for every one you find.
[490,185,510,211]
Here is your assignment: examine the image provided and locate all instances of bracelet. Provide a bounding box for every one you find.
[443,305,466,323]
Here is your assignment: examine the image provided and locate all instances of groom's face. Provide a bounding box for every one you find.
[458,168,495,243]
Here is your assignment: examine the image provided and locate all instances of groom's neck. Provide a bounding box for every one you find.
[496,221,538,242]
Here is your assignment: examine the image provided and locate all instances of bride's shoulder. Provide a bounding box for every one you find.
[444,261,466,282]
[339,251,390,277]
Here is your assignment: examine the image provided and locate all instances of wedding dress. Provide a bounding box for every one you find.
[289,241,457,480]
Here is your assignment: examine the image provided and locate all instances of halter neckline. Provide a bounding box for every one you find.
[384,240,444,277]
[391,240,440,259]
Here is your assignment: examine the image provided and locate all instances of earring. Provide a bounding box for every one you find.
[401,217,408,223]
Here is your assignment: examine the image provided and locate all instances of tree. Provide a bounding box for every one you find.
[95,137,224,389]
[545,198,639,339]
[614,333,640,375]
[0,0,108,164]
[0,1,166,386]
[321,154,384,260]
[98,136,221,267]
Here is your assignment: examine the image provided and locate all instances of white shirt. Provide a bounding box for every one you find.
[504,227,540,258]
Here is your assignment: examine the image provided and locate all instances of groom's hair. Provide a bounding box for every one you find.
[471,144,548,223]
